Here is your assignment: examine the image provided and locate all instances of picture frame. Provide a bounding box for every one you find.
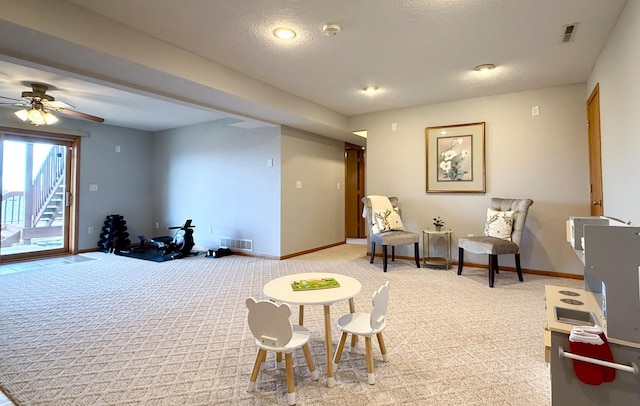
[426,122,485,193]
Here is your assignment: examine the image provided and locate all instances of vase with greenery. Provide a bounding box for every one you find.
[433,216,445,231]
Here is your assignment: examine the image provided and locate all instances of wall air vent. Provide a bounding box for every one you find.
[562,23,578,43]
[220,237,253,252]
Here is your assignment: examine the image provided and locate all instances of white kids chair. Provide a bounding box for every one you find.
[246,297,319,405]
[332,281,390,384]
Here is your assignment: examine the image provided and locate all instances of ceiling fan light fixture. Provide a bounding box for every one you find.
[14,109,29,121]
[27,108,46,125]
[363,85,379,94]
[44,111,59,125]
[7,83,102,124]
[15,105,59,126]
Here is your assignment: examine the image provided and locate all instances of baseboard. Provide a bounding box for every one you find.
[229,250,280,260]
[280,241,346,260]
[222,241,346,260]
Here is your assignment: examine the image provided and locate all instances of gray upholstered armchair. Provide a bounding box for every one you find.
[457,198,533,287]
[362,196,420,272]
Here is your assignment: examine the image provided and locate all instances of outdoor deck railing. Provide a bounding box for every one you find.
[1,191,24,225]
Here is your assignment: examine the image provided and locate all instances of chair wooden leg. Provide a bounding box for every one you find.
[248,349,266,391]
[494,256,499,274]
[285,353,296,405]
[382,245,388,272]
[515,253,524,281]
[260,348,268,366]
[370,242,376,263]
[391,245,395,261]
[333,332,349,365]
[414,242,421,268]
[365,336,375,384]
[457,248,464,275]
[302,343,320,380]
[376,332,388,362]
[488,255,496,287]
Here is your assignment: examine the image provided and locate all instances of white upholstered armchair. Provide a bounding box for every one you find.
[362,196,420,272]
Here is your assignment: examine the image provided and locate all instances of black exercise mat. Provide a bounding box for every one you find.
[115,248,176,262]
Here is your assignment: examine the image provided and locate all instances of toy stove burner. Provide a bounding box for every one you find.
[559,290,580,297]
[560,298,584,305]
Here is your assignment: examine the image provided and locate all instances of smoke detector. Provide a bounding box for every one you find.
[323,23,341,36]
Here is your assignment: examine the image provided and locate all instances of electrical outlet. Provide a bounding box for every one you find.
[155,222,159,229]
[88,226,94,234]
[208,226,213,234]
[89,184,98,192]
[296,180,302,189]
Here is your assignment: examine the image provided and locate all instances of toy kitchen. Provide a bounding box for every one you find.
[545,217,640,404]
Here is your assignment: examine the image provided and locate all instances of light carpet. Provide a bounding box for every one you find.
[0,244,582,405]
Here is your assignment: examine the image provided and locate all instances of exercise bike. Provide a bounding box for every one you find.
[137,219,197,259]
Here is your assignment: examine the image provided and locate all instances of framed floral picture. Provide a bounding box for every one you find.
[426,122,485,193]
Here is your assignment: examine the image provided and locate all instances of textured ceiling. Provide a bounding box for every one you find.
[0,0,629,138]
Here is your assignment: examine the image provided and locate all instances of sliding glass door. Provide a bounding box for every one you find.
[0,130,78,260]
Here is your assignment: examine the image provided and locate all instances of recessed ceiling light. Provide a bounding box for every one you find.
[363,86,379,94]
[273,27,296,39]
[474,64,496,72]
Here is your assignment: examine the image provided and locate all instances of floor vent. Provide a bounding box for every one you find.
[220,237,253,252]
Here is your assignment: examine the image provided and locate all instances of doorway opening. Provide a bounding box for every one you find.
[587,83,604,216]
[345,142,365,239]
[1,128,79,262]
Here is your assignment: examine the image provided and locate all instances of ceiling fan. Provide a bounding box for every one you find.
[0,82,104,125]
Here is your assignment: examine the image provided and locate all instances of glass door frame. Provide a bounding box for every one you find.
[0,126,80,262]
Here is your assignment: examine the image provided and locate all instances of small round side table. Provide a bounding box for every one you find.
[422,229,453,269]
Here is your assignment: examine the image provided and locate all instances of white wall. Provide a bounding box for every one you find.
[76,121,154,250]
[1,109,347,258]
[588,0,640,225]
[0,109,154,251]
[350,84,589,275]
[151,119,282,256]
[280,126,346,256]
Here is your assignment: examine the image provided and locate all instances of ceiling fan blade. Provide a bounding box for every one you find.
[57,108,105,123]
[47,100,75,109]
[0,95,22,103]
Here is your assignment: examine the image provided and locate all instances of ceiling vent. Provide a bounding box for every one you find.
[562,23,578,43]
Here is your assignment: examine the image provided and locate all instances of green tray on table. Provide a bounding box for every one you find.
[291,277,340,291]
